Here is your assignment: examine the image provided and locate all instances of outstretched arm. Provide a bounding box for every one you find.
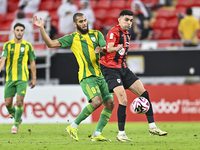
[33,16,61,48]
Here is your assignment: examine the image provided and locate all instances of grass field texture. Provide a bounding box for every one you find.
[0,122,199,150]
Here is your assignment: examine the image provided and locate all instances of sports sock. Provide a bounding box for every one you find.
[70,122,78,128]
[93,108,112,137]
[74,104,95,125]
[141,91,155,123]
[118,130,125,136]
[14,105,23,127]
[117,104,126,131]
[149,122,156,129]
[7,105,16,118]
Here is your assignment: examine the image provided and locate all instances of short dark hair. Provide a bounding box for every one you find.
[73,13,84,22]
[13,22,25,30]
[119,9,133,17]
[186,8,192,15]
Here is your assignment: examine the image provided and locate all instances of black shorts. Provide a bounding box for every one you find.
[101,64,139,93]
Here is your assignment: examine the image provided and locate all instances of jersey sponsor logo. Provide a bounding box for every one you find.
[109,33,114,39]
[117,79,121,83]
[21,47,25,52]
[118,48,125,55]
[91,37,96,42]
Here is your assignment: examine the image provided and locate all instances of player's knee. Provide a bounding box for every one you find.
[16,100,23,106]
[105,98,115,110]
[5,101,12,108]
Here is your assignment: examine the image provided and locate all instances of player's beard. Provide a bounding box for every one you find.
[77,23,89,34]
[15,34,23,40]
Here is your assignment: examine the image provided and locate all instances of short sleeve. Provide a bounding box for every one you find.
[97,31,106,47]
[1,43,9,58]
[57,35,73,48]
[106,30,117,44]
[27,43,36,61]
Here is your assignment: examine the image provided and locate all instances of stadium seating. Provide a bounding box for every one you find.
[7,1,18,12]
[156,8,172,19]
[94,9,107,21]
[96,0,111,10]
[153,18,167,30]
[192,0,200,7]
[165,18,178,29]
[0,21,12,30]
[176,0,192,9]
[39,1,54,11]
[110,0,126,9]
[159,29,173,40]
[152,29,162,40]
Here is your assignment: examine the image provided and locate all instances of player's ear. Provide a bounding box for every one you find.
[73,22,76,28]
[118,17,121,23]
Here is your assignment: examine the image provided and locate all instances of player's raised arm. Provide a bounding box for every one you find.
[33,16,61,48]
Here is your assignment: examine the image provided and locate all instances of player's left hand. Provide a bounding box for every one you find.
[33,16,44,28]
[29,78,36,89]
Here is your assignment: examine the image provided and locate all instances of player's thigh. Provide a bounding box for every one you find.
[101,66,123,93]
[128,80,146,97]
[80,76,101,102]
[16,81,28,97]
[4,81,17,98]
[123,68,139,90]
[98,76,113,104]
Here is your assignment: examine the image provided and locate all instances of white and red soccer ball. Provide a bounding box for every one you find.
[131,97,150,114]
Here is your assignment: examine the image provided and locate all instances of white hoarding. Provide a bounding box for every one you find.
[0,85,91,124]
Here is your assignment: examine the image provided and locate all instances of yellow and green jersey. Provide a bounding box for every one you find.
[2,39,36,82]
[57,30,106,82]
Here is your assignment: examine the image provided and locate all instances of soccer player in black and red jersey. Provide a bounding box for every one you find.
[96,9,167,142]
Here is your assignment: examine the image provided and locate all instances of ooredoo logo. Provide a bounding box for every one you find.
[0,96,85,118]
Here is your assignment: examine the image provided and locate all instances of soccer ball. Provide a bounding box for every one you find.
[131,97,150,114]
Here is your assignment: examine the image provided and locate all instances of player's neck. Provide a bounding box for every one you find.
[14,38,23,44]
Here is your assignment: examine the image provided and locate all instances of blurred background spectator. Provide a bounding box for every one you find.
[18,0,41,14]
[0,0,7,14]
[78,0,95,29]
[57,0,78,35]
[129,16,141,41]
[9,11,34,44]
[132,2,146,28]
[140,18,153,40]
[178,8,200,47]
[131,0,150,19]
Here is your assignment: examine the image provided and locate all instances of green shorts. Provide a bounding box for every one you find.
[80,76,113,103]
[4,81,28,98]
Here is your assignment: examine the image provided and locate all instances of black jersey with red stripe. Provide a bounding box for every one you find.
[99,25,130,68]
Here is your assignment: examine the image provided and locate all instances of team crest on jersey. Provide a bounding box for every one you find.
[117,79,121,83]
[118,48,125,55]
[91,37,96,42]
[21,47,25,52]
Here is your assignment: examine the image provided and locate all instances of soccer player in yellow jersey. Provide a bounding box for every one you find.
[0,23,37,134]
[33,13,114,141]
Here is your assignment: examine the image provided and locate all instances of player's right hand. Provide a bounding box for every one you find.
[33,16,44,28]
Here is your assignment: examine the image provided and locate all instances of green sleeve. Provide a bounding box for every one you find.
[97,31,106,47]
[27,43,36,61]
[1,43,9,58]
[57,35,73,48]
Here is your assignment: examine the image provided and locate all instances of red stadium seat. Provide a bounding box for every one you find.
[156,9,172,19]
[106,8,121,19]
[172,7,186,17]
[110,0,125,9]
[96,0,111,10]
[0,35,9,42]
[153,18,167,30]
[0,21,12,30]
[94,9,107,21]
[90,0,97,9]
[49,10,59,21]
[93,19,103,31]
[51,19,59,31]
[103,18,118,28]
[159,29,174,39]
[39,1,54,11]
[0,47,3,52]
[73,0,81,10]
[176,0,192,9]
[152,29,162,40]
[166,18,178,29]
[143,0,159,7]
[192,0,200,7]
[0,14,6,23]
[53,1,62,10]
[7,1,18,12]
[124,0,133,10]
[4,12,16,22]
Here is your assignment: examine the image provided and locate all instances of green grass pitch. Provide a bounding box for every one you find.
[0,122,199,150]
